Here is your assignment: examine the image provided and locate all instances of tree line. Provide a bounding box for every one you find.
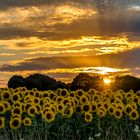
[7,73,140,92]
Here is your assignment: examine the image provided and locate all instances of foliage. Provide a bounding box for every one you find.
[71,73,103,91]
[0,87,140,140]
[111,75,140,92]
[8,74,67,91]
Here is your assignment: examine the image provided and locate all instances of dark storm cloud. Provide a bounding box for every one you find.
[0,48,140,72]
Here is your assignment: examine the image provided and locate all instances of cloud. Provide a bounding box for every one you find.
[1,48,140,72]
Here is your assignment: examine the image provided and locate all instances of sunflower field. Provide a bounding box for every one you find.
[0,87,140,140]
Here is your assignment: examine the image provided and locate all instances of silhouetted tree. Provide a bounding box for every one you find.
[8,75,27,89]
[71,73,103,91]
[25,74,58,90]
[111,75,140,92]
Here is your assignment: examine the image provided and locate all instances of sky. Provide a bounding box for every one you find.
[0,0,140,87]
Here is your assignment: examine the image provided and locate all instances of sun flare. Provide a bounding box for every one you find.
[103,78,111,85]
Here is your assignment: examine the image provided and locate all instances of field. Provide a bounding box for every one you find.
[0,87,140,140]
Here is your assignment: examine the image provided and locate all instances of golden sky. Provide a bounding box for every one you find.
[0,0,140,87]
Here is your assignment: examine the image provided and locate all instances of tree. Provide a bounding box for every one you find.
[71,73,103,91]
[8,75,26,89]
[25,73,57,90]
[111,75,140,92]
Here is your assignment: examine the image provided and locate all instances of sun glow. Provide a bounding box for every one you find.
[103,78,111,85]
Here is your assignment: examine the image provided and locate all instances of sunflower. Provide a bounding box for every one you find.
[29,90,35,96]
[125,92,134,100]
[11,114,22,120]
[1,91,11,100]
[136,91,140,97]
[43,111,55,123]
[42,107,52,115]
[20,87,27,92]
[96,102,102,110]
[103,102,109,110]
[88,89,96,96]
[11,107,22,116]
[35,91,40,97]
[133,95,139,104]
[23,117,32,127]
[116,104,124,111]
[84,112,93,123]
[55,96,64,103]
[96,109,106,118]
[82,103,92,112]
[13,101,23,109]
[35,104,42,114]
[42,91,50,98]
[131,102,137,110]
[91,102,97,112]
[108,105,115,116]
[49,92,56,100]
[114,109,123,119]
[62,98,70,106]
[57,103,65,113]
[59,89,69,97]
[129,110,139,120]
[62,107,73,118]
[10,118,21,129]
[11,93,20,102]
[3,101,11,111]
[93,95,100,102]
[80,95,89,104]
[33,97,40,104]
[0,103,6,114]
[125,104,133,115]
[43,103,52,109]
[76,90,84,97]
[69,91,75,97]
[0,117,5,129]
[27,106,37,117]
[25,103,32,111]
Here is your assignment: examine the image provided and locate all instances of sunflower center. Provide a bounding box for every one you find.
[83,105,89,111]
[13,120,19,127]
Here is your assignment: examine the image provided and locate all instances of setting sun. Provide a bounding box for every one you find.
[103,78,111,85]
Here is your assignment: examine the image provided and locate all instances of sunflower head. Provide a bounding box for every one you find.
[59,89,69,97]
[84,112,93,123]
[57,103,65,113]
[114,109,123,119]
[80,95,89,104]
[55,96,64,103]
[125,104,133,115]
[43,111,55,123]
[11,107,22,116]
[0,103,6,114]
[34,97,40,104]
[108,105,115,115]
[62,107,73,118]
[3,101,11,111]
[82,103,92,112]
[2,91,11,100]
[76,89,84,97]
[10,118,22,129]
[129,110,139,120]
[69,91,75,97]
[23,117,32,127]
[11,93,20,102]
[97,109,106,118]
[27,106,37,117]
